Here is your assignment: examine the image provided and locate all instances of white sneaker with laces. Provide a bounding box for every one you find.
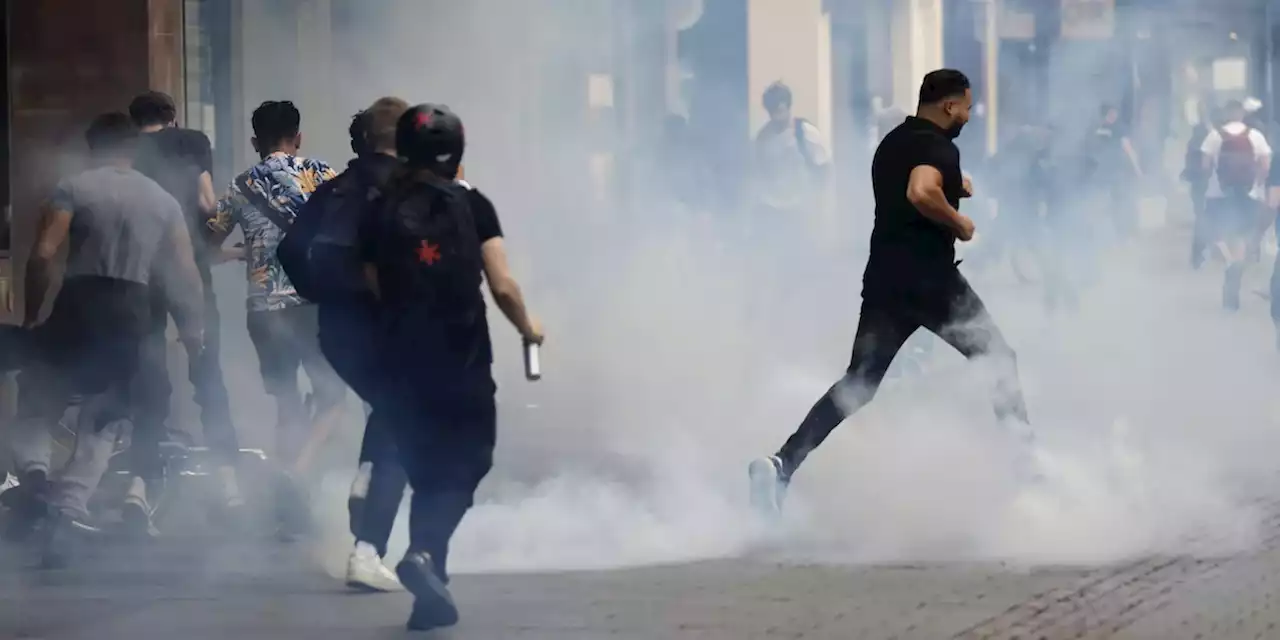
[346,542,402,592]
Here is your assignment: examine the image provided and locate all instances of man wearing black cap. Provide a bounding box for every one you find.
[359,104,543,631]
[749,70,1033,515]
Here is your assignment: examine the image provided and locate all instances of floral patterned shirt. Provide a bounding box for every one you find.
[210,153,337,312]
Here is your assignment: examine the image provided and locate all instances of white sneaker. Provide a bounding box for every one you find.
[122,477,158,537]
[748,456,788,517]
[346,542,402,592]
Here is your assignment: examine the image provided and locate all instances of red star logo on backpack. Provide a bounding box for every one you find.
[415,112,434,130]
[416,240,441,265]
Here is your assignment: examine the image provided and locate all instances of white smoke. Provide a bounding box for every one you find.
[203,1,1280,578]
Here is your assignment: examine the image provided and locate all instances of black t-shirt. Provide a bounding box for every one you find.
[468,187,504,244]
[135,127,214,261]
[137,127,214,176]
[864,116,964,296]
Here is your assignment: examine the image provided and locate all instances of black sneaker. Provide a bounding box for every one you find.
[2,470,50,541]
[396,552,459,631]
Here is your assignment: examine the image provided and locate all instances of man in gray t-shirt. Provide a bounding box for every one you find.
[7,113,203,566]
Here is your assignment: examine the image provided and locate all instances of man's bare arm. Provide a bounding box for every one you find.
[22,204,72,327]
[480,238,542,343]
[907,165,973,240]
[198,171,217,218]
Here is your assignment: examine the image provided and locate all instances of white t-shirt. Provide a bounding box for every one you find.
[1201,122,1272,200]
[754,118,830,211]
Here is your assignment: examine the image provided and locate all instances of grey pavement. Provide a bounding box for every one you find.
[5,528,1280,640]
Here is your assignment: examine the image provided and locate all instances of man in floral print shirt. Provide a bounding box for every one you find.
[209,100,347,537]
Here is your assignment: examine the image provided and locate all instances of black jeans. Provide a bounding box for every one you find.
[320,303,406,558]
[189,264,239,464]
[379,372,495,583]
[129,328,170,482]
[776,268,1029,477]
[130,263,238,480]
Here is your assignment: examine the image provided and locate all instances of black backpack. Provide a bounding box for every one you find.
[366,180,486,367]
[277,171,377,304]
[372,180,482,311]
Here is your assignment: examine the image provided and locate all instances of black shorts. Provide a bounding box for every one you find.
[39,276,151,393]
[246,304,345,409]
[17,276,150,425]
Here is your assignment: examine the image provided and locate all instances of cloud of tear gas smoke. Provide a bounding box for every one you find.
[214,1,1280,577]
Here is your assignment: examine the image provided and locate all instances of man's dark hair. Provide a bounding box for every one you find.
[762,81,792,111]
[86,112,139,154]
[251,100,302,149]
[1099,103,1118,117]
[917,69,970,106]
[128,91,178,127]
[349,110,373,156]
[1224,99,1245,114]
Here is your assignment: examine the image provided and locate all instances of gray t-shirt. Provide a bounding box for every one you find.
[50,166,184,286]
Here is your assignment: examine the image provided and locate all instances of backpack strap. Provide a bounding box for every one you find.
[235,172,295,232]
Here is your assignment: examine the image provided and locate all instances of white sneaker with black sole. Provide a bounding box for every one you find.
[748,455,788,517]
[346,542,402,592]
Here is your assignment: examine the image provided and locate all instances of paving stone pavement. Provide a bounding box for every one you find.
[3,525,1280,640]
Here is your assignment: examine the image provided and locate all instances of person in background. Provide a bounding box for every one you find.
[129,91,245,523]
[359,104,543,631]
[208,100,344,539]
[1200,99,1272,312]
[1085,104,1143,243]
[12,113,203,566]
[1185,104,1216,269]
[753,81,831,244]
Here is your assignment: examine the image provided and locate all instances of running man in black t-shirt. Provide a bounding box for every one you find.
[749,70,1033,515]
[129,91,245,521]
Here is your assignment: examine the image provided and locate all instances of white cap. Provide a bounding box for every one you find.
[1244,96,1263,113]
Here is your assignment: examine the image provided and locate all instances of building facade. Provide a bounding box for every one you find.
[4,0,1280,267]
